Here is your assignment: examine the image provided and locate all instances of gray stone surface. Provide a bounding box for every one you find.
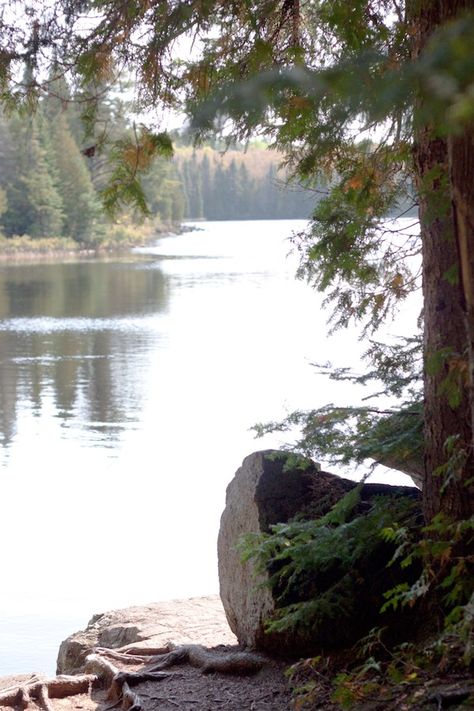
[57,595,236,674]
[218,450,325,655]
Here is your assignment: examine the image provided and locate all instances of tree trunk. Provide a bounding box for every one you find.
[448,128,474,465]
[410,0,474,521]
[414,132,473,521]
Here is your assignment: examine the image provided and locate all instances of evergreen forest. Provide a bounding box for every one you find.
[0,95,313,249]
[0,109,103,244]
[0,96,187,246]
[175,145,313,220]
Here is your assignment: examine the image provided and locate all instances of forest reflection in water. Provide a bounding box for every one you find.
[0,258,170,448]
[0,220,416,676]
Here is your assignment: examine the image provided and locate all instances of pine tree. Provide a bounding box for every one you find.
[210,162,227,220]
[188,154,204,219]
[50,113,103,243]
[6,118,65,237]
[237,163,252,219]
[0,187,7,235]
[144,156,185,224]
[200,153,212,219]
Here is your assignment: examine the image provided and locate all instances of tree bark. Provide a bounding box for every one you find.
[414,130,473,520]
[410,0,474,521]
[448,127,474,497]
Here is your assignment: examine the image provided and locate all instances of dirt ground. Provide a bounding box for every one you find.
[0,648,294,711]
[96,657,292,710]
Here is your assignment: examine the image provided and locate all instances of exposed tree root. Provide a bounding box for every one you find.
[105,671,172,711]
[101,644,266,710]
[101,644,170,658]
[93,647,168,665]
[95,642,265,674]
[140,643,266,675]
[0,644,266,710]
[37,684,53,711]
[84,653,119,686]
[0,674,98,709]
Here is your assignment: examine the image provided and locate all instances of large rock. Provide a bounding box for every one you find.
[217,450,338,655]
[57,596,236,674]
[218,450,420,657]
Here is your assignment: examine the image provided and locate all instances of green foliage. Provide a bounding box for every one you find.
[12,118,65,238]
[50,113,104,244]
[0,87,183,246]
[0,0,420,226]
[381,512,474,620]
[426,347,468,411]
[416,14,474,129]
[254,335,424,482]
[143,159,185,224]
[0,235,78,254]
[0,1,467,253]
[279,506,474,709]
[255,400,423,482]
[293,162,417,334]
[241,489,420,639]
[287,622,474,710]
[0,5,471,703]
[100,128,174,217]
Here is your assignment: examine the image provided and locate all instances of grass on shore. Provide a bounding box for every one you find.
[0,219,175,257]
[0,235,79,254]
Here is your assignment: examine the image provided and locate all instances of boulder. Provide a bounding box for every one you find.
[218,450,326,654]
[57,595,236,674]
[217,450,421,657]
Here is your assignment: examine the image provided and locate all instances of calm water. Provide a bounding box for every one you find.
[0,220,415,675]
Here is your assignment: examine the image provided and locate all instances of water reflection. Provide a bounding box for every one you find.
[0,258,169,447]
[0,260,169,318]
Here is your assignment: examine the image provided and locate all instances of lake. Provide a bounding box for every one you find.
[0,219,416,675]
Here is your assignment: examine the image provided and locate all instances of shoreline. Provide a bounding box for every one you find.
[0,595,293,711]
[0,245,147,264]
[0,595,235,682]
[0,223,186,264]
[0,248,103,263]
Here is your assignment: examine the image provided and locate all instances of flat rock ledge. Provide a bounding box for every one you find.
[56,595,237,675]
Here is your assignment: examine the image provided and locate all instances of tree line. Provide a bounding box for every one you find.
[176,145,314,220]
[0,94,314,247]
[0,110,104,244]
[0,83,187,245]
